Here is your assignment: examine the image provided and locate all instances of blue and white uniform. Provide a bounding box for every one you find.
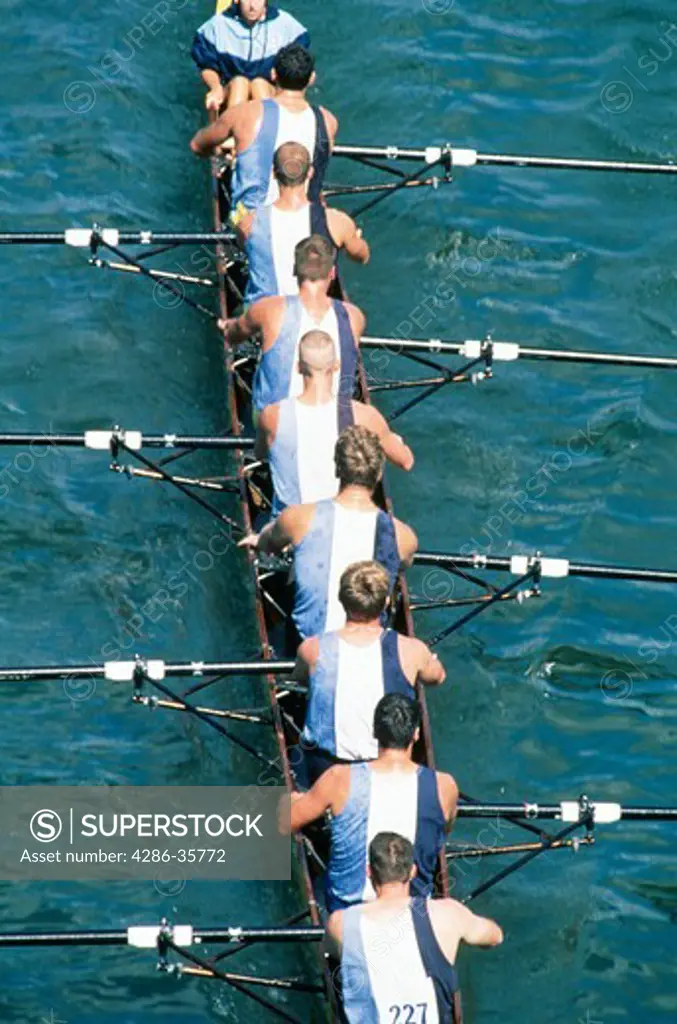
[192,5,310,84]
[245,201,333,305]
[232,99,330,210]
[302,630,411,760]
[292,501,400,640]
[268,396,353,514]
[253,297,357,412]
[340,898,459,1024]
[327,763,446,912]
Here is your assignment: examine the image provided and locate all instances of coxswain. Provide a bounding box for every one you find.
[236,142,369,305]
[287,693,458,910]
[292,560,445,783]
[257,331,413,514]
[190,43,337,214]
[223,235,364,413]
[325,832,503,1024]
[239,425,418,640]
[191,1,310,112]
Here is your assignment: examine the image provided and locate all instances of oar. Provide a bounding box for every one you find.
[0,922,323,947]
[457,799,677,823]
[415,551,677,586]
[362,335,677,371]
[0,430,254,450]
[334,143,677,175]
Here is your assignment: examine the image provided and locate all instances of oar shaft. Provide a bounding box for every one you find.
[362,336,677,370]
[334,143,677,175]
[0,433,254,450]
[0,925,323,947]
[0,659,295,682]
[0,232,237,245]
[458,803,677,821]
[415,551,677,585]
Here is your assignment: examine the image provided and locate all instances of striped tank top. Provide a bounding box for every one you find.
[253,296,357,412]
[232,99,330,211]
[268,396,353,514]
[327,763,446,912]
[340,898,459,1024]
[244,201,332,305]
[302,629,411,759]
[292,500,400,640]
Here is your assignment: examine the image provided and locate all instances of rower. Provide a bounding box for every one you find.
[287,693,458,910]
[223,235,364,413]
[239,425,418,640]
[325,832,503,1024]
[236,141,369,305]
[190,43,337,214]
[256,331,413,514]
[191,1,310,112]
[293,560,445,783]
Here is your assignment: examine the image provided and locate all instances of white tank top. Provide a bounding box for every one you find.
[294,400,340,504]
[354,907,440,1023]
[363,770,418,901]
[334,636,384,760]
[325,505,380,631]
[290,304,341,399]
[269,205,312,298]
[266,106,318,204]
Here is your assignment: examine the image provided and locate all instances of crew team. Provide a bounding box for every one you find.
[190,5,503,1019]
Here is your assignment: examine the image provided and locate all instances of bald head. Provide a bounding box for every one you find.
[273,142,311,188]
[298,330,337,376]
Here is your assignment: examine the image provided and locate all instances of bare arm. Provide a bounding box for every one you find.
[289,767,341,832]
[290,637,318,684]
[254,405,277,462]
[328,209,370,265]
[395,519,418,567]
[323,911,343,960]
[201,69,225,111]
[357,404,414,472]
[417,643,446,685]
[190,107,237,156]
[238,508,295,554]
[460,906,504,948]
[438,772,459,830]
[221,304,261,347]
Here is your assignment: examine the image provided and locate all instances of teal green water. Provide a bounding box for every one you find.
[1,0,677,1021]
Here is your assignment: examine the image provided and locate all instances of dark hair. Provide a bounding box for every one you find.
[274,43,315,91]
[273,142,311,187]
[373,693,421,750]
[334,425,384,491]
[369,832,414,887]
[294,235,335,282]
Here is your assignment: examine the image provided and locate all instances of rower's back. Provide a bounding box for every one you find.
[341,896,460,1024]
[331,833,502,1024]
[252,235,358,412]
[291,426,415,639]
[231,44,333,210]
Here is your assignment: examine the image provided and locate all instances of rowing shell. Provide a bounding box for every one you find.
[208,51,461,1024]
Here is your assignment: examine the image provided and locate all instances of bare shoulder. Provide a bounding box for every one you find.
[258,403,278,430]
[251,295,284,323]
[297,635,321,665]
[344,300,366,336]
[320,106,339,140]
[400,633,431,660]
[437,770,459,804]
[394,516,418,556]
[282,501,316,543]
[354,400,385,434]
